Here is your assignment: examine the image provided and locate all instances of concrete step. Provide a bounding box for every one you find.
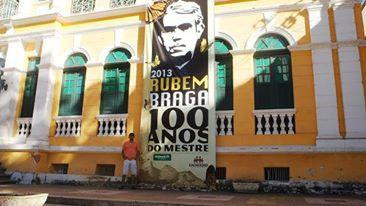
[47,196,212,206]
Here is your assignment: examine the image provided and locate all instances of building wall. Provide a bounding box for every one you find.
[218,153,366,182]
[0,0,366,183]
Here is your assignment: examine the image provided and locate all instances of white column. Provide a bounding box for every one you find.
[333,2,366,138]
[0,39,26,143]
[26,35,61,146]
[308,5,341,139]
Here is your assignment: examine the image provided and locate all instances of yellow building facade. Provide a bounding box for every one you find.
[0,0,366,184]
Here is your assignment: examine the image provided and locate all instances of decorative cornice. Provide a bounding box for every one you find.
[1,3,147,29]
[230,49,255,55]
[1,143,366,154]
[0,67,26,73]
[0,0,359,30]
[38,62,63,70]
[47,146,121,153]
[217,145,366,154]
[85,62,104,67]
[289,40,366,51]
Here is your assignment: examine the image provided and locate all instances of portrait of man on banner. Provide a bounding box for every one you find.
[150,0,208,77]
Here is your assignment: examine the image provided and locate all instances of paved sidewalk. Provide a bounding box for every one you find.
[1,184,366,206]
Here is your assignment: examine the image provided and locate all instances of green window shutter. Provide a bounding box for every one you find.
[105,49,131,64]
[215,38,233,111]
[118,68,129,113]
[59,53,87,116]
[100,64,130,114]
[64,53,88,67]
[100,68,118,114]
[255,34,289,51]
[254,56,274,109]
[59,69,85,116]
[20,58,40,117]
[215,60,227,110]
[215,40,231,55]
[254,34,294,109]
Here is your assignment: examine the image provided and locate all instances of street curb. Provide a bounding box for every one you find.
[47,196,213,206]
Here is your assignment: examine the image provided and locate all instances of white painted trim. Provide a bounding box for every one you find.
[37,62,63,70]
[48,146,121,153]
[245,26,297,50]
[33,0,53,6]
[63,21,145,36]
[0,29,60,44]
[1,141,366,153]
[0,143,33,151]
[54,115,83,121]
[9,172,123,185]
[217,145,366,154]
[99,43,137,64]
[85,62,103,67]
[3,4,146,28]
[253,108,296,115]
[0,67,26,73]
[215,1,357,18]
[215,32,238,50]
[59,47,92,68]
[229,49,255,55]
[0,0,358,30]
[96,114,128,119]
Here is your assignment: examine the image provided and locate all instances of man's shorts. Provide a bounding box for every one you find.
[122,159,137,176]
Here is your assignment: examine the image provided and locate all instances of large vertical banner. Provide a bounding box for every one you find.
[140,0,215,186]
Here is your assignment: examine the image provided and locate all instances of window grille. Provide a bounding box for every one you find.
[110,0,136,8]
[95,164,115,176]
[0,0,19,19]
[264,167,290,182]
[216,167,227,180]
[71,0,95,14]
[52,164,69,174]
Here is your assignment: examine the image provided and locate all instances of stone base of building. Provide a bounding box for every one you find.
[5,171,366,196]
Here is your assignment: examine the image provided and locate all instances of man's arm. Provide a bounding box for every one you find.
[121,144,126,160]
[135,143,141,160]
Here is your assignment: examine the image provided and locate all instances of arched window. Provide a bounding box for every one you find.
[71,0,95,14]
[59,53,87,116]
[254,34,294,109]
[100,48,131,114]
[0,0,19,19]
[215,38,233,111]
[20,57,40,117]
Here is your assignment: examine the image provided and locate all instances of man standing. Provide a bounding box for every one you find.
[121,133,140,187]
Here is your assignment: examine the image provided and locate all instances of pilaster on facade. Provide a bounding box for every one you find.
[17,0,33,18]
[333,3,366,139]
[26,35,61,146]
[308,5,341,140]
[0,39,26,143]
